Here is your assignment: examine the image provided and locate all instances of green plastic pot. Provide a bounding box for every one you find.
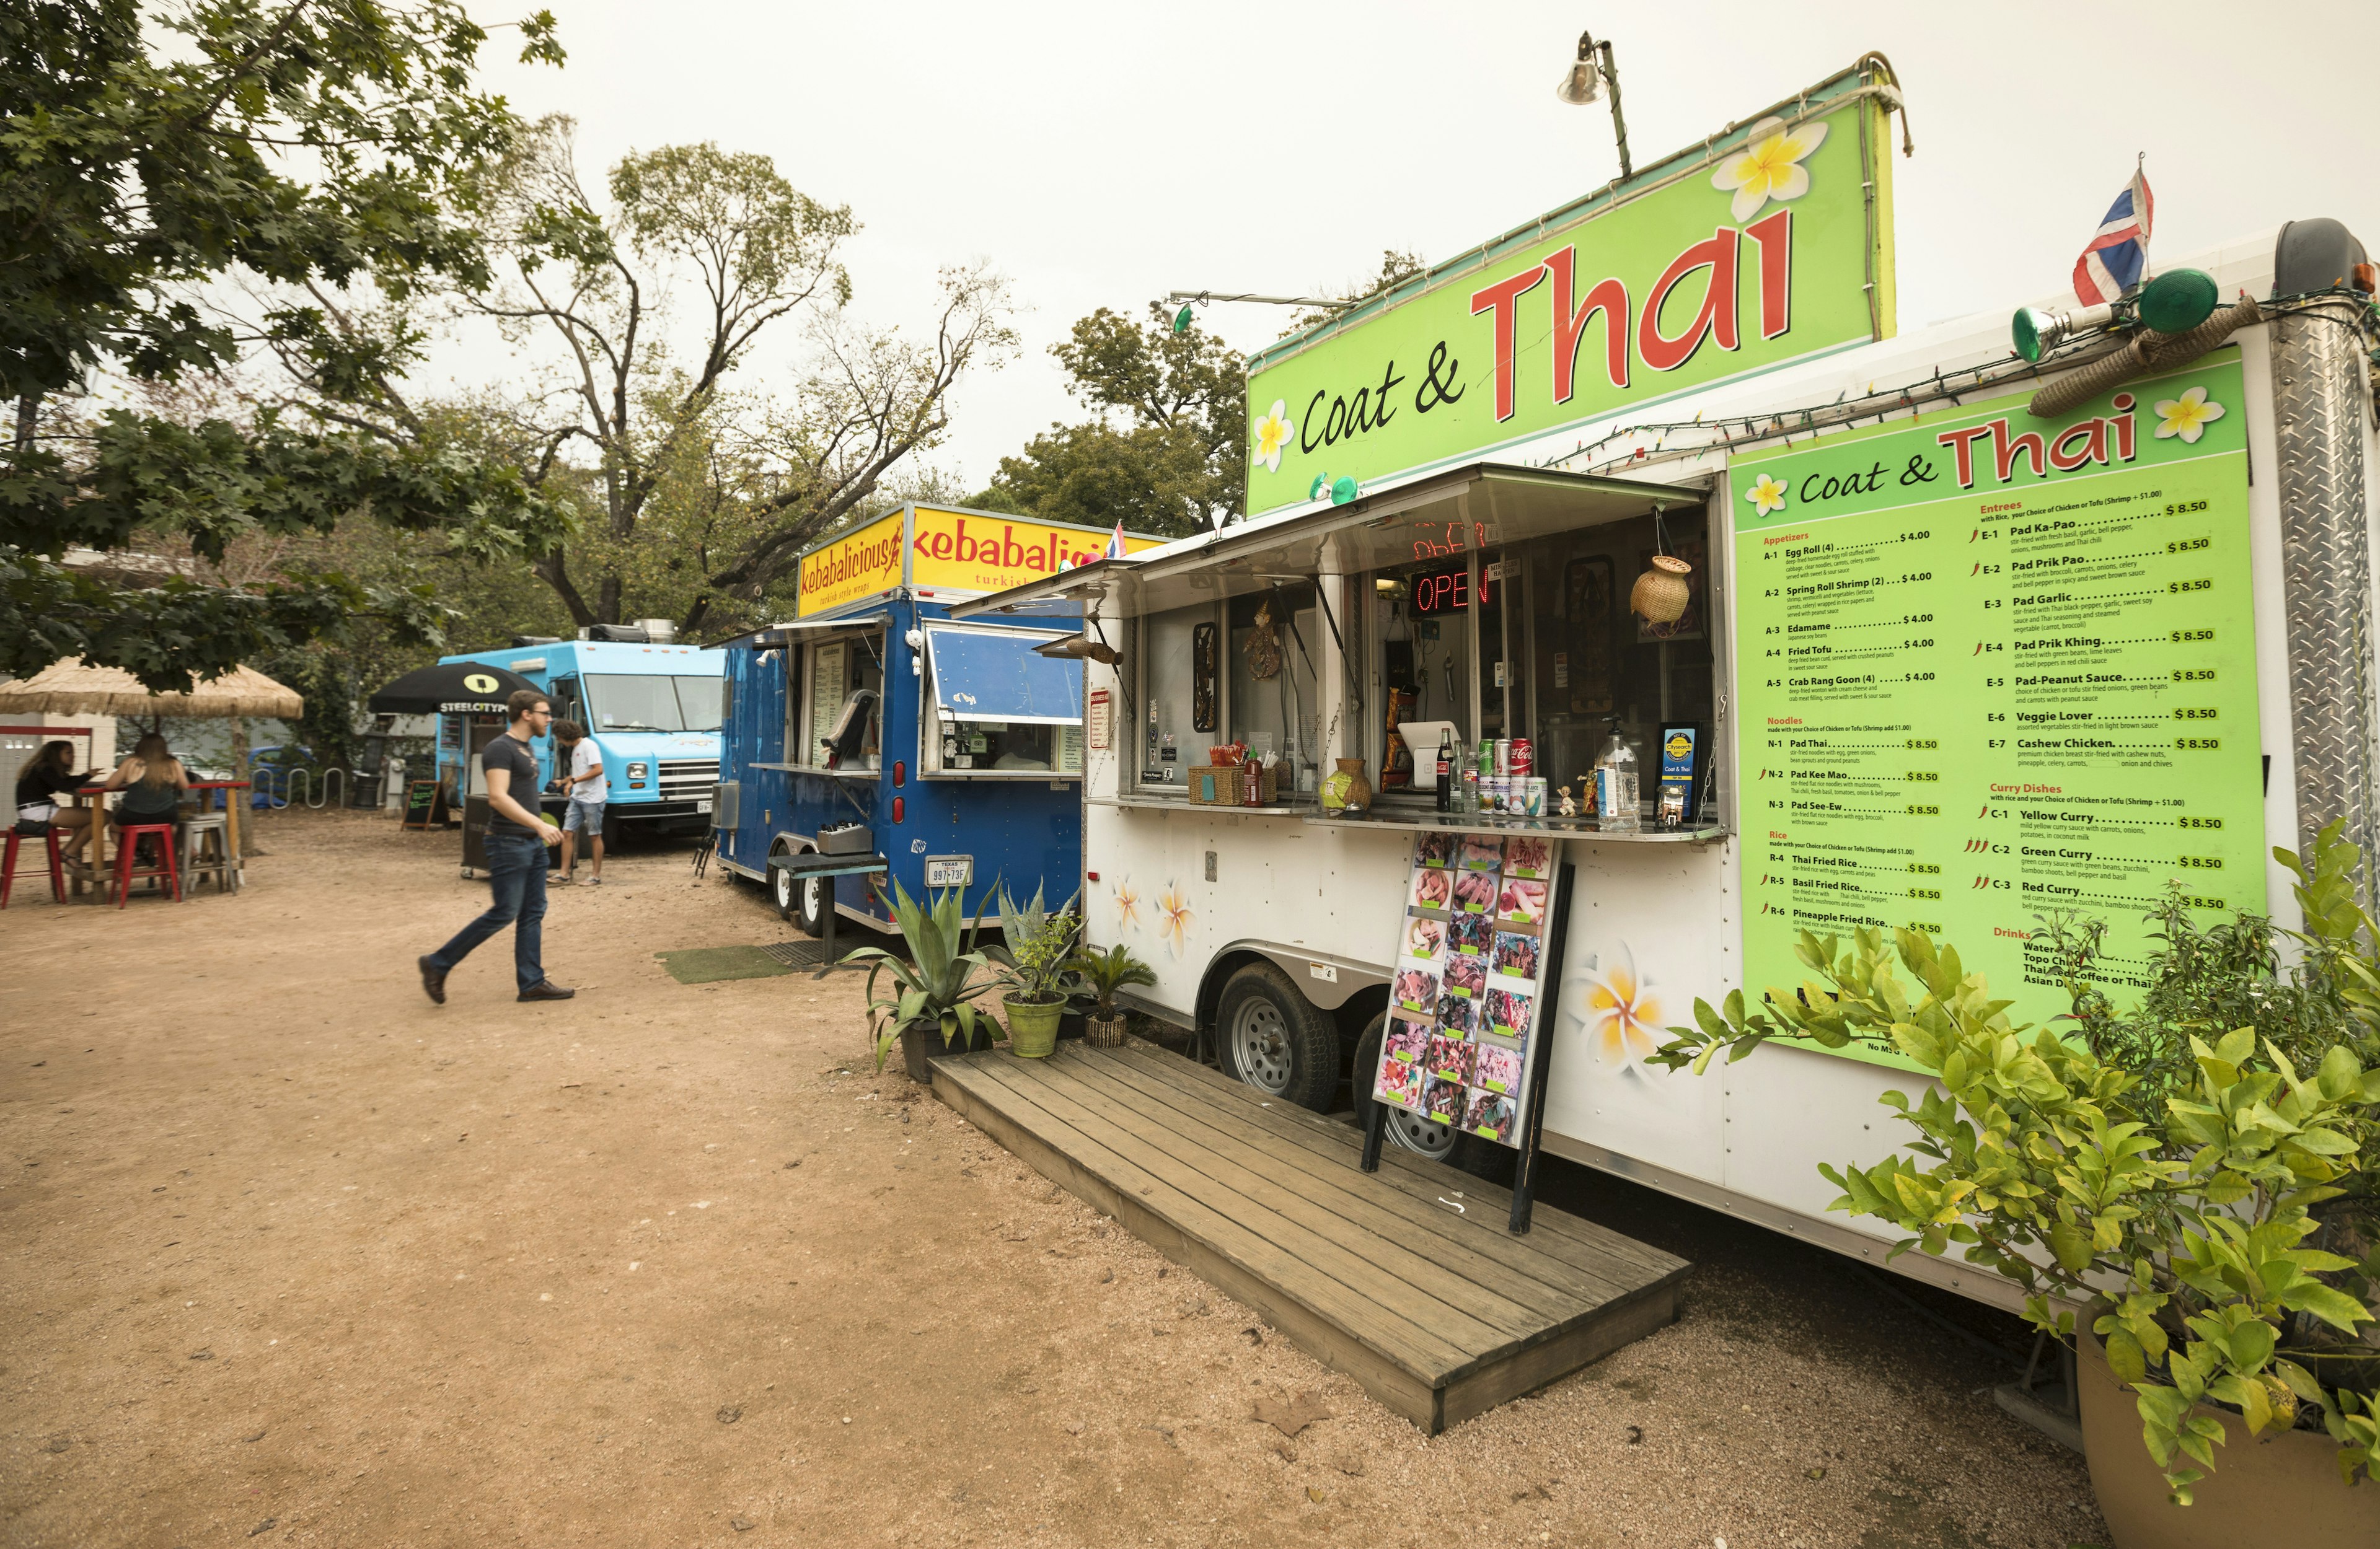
[1005,998,1065,1058]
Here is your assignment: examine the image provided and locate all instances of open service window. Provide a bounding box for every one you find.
[1132,586,1324,800]
[787,626,885,774]
[920,623,1085,778]
[1362,489,1719,822]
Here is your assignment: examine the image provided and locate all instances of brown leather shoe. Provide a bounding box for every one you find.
[418,955,447,1006]
[517,980,576,1002]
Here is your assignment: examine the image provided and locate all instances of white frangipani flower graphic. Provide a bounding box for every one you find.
[1156,883,1195,959]
[1112,875,1142,933]
[1710,116,1828,222]
[1251,400,1297,473]
[2153,385,2226,444]
[1580,942,1664,1067]
[1744,472,1789,516]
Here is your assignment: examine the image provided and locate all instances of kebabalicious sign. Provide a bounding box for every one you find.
[1733,352,2262,1064]
[1244,64,1900,516]
[794,506,1164,617]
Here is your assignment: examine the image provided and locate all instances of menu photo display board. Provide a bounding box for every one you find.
[1373,833,1561,1148]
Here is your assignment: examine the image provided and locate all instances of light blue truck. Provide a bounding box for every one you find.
[436,639,726,843]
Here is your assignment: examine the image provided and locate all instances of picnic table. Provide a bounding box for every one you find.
[69,779,249,902]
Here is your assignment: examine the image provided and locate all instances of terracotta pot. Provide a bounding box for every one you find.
[1630,553,1692,623]
[2078,1327,2377,1548]
[1335,757,1372,814]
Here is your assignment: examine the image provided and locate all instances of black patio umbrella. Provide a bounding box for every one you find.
[368,660,542,716]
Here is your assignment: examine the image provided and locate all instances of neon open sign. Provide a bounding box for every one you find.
[1411,566,1495,614]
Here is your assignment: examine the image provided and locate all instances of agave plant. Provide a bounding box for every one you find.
[984,882,1084,1007]
[842,879,995,1073]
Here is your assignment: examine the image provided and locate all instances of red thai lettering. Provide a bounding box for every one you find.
[1745,208,1792,341]
[1991,419,2047,481]
[2047,419,2106,472]
[1637,227,1740,373]
[1470,265,1548,422]
[1936,424,1991,488]
[1545,247,1629,402]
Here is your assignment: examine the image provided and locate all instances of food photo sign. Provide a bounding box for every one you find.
[1375,833,1562,1147]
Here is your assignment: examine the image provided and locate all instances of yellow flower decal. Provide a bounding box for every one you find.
[1156,882,1195,959]
[1710,116,1828,223]
[1744,472,1789,517]
[1113,875,1141,933]
[2153,385,2226,444]
[1580,943,1663,1067]
[1252,399,1296,473]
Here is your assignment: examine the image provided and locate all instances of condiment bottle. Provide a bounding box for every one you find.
[1593,728,1640,834]
[1434,729,1454,814]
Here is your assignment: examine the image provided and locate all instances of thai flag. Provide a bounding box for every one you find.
[2072,168,2154,306]
[1104,520,1129,561]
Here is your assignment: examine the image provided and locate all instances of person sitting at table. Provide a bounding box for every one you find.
[103,733,191,861]
[13,739,97,861]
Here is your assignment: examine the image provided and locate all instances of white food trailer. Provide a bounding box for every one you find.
[958,59,2379,1311]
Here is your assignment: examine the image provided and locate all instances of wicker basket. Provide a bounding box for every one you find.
[1186,763,1279,805]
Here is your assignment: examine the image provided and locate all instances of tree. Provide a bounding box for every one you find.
[415,120,1013,636]
[976,304,1245,538]
[0,0,572,691]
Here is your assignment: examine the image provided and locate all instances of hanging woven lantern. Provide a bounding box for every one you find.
[1631,553,1692,623]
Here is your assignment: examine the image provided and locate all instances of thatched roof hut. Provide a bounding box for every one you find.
[0,659,304,720]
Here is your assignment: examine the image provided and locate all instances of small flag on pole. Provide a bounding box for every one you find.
[2072,163,2154,307]
[1105,520,1129,561]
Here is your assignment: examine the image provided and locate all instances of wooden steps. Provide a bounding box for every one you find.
[928,1040,1689,1433]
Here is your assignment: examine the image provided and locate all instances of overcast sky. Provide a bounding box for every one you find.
[457,0,2380,494]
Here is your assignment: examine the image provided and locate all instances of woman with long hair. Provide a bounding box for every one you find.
[13,739,96,859]
[102,732,190,848]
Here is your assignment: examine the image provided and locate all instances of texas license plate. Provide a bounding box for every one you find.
[924,855,972,888]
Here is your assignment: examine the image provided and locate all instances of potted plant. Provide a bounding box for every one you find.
[1068,942,1156,1048]
[1653,822,2379,1544]
[842,879,997,1086]
[986,882,1081,1059]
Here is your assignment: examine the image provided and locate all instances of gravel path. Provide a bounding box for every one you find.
[0,809,2107,1547]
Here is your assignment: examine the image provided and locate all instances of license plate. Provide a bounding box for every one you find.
[924,855,972,888]
[695,799,712,814]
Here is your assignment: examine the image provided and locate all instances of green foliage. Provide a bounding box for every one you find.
[1652,823,2380,1504]
[976,304,1243,538]
[841,880,995,1074]
[0,0,567,690]
[986,883,1083,1007]
[1066,942,1157,1017]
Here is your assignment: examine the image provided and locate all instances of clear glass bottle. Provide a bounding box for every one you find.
[1593,728,1640,834]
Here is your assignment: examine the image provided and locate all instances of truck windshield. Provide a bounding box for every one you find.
[586,674,724,734]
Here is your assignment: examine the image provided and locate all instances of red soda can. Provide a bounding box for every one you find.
[1510,737,1534,778]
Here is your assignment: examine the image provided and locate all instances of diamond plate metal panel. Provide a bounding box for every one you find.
[2271,300,2376,864]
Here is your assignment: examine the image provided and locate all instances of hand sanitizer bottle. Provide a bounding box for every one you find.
[1593,727,1640,834]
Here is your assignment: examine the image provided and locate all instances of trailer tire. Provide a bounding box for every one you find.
[793,871,832,937]
[1350,1014,1457,1161]
[1219,962,1338,1113]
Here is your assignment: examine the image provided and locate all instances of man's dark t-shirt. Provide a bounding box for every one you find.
[483,733,544,837]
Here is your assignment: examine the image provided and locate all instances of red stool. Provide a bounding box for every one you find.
[1,826,68,908]
[111,823,182,907]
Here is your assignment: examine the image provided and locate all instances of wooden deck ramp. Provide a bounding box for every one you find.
[930,1041,1690,1433]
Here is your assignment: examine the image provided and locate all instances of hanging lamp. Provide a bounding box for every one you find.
[1629,506,1691,625]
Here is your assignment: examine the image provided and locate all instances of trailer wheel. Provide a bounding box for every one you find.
[792,872,832,937]
[1219,962,1338,1113]
[1350,1014,1456,1161]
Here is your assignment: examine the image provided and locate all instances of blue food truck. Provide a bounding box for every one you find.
[710,503,1159,932]
[435,636,728,843]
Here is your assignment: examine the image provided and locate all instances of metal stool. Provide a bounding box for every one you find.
[1,825,68,908]
[180,812,237,894]
[110,822,182,907]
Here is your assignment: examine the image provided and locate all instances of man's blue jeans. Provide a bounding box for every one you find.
[428,830,549,991]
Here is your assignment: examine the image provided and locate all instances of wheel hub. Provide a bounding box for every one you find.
[1230,1000,1292,1093]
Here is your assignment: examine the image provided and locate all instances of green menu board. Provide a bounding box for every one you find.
[1732,352,2262,1059]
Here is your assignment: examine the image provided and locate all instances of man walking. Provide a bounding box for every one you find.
[418,689,576,1004]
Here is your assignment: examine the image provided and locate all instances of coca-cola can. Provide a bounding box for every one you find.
[1510,737,1534,778]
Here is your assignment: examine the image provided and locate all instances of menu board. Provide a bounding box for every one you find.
[808,641,847,766]
[1373,833,1561,1147]
[1732,353,2264,1052]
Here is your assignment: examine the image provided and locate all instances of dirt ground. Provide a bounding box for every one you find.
[2,809,2111,1548]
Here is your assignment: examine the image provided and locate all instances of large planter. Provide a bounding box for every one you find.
[2078,1327,2377,1548]
[1005,998,1064,1058]
[899,1020,992,1087]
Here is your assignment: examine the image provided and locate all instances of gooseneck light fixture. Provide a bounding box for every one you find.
[1555,28,1633,182]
